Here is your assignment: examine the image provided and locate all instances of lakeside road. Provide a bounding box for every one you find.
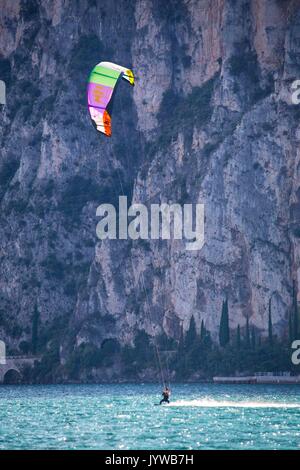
[213,376,300,384]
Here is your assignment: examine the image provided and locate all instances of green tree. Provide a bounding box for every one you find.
[219,298,230,347]
[268,298,273,346]
[134,330,153,364]
[31,304,39,354]
[203,329,212,350]
[178,323,184,354]
[257,334,262,347]
[199,320,212,349]
[185,315,197,350]
[19,340,30,354]
[251,326,256,350]
[236,324,241,349]
[289,311,293,343]
[200,319,206,341]
[176,322,186,377]
[245,315,251,349]
[293,281,299,340]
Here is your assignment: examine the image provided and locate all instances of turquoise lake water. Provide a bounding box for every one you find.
[0,383,299,450]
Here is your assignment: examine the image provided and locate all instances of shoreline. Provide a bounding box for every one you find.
[1,378,300,386]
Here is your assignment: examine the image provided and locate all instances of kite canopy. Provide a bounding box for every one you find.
[87,61,134,137]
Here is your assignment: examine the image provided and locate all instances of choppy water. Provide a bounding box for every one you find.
[0,383,299,449]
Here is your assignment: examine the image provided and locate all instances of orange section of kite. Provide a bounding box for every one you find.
[103,110,111,137]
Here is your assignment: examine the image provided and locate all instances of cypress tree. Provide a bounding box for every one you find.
[251,326,256,350]
[178,322,184,354]
[200,319,206,341]
[293,281,298,340]
[31,304,39,354]
[268,298,273,346]
[289,311,293,343]
[185,315,197,349]
[245,315,251,348]
[236,324,241,349]
[219,298,230,347]
[204,329,212,349]
[177,322,186,377]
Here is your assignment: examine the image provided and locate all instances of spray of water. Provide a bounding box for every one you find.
[169,398,300,409]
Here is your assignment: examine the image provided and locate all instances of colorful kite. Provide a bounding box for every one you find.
[87,61,134,137]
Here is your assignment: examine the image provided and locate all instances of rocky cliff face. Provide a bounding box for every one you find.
[0,0,299,373]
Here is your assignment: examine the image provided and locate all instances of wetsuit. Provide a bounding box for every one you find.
[160,391,170,404]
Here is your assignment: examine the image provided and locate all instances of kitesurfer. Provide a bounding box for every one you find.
[160,387,171,405]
